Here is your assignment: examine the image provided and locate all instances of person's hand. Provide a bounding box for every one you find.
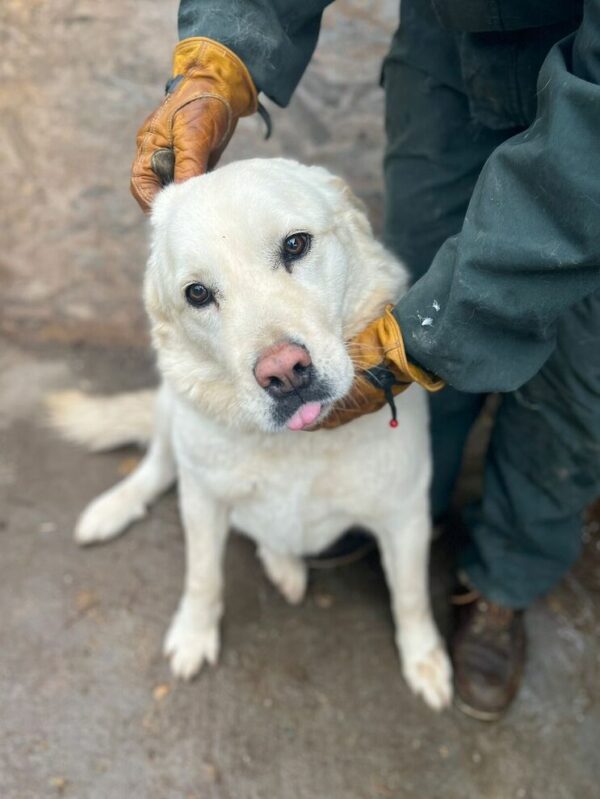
[317,306,445,430]
[131,37,257,212]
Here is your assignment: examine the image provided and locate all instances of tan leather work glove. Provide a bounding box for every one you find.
[131,37,258,212]
[318,305,445,430]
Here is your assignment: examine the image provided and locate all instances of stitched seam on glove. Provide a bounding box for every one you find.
[168,93,233,149]
[133,97,174,206]
[173,37,257,115]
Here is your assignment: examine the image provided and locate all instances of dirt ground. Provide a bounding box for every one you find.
[1,2,599,798]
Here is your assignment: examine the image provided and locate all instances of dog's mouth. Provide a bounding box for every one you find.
[286,401,324,431]
[269,379,334,432]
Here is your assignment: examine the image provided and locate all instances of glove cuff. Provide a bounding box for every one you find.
[172,37,258,117]
[382,305,445,393]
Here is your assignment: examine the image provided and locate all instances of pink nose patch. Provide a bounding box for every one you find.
[287,402,322,431]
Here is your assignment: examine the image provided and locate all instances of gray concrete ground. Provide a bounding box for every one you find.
[1,2,599,798]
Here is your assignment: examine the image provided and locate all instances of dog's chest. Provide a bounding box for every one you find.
[171,390,429,555]
[174,424,356,553]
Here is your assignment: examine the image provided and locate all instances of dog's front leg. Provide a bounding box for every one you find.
[164,468,228,680]
[74,386,176,545]
[377,503,452,711]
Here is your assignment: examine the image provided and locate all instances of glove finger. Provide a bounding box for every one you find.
[130,117,172,213]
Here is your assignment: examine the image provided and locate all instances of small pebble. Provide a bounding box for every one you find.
[39,521,57,534]
[315,593,333,609]
[118,455,141,476]
[49,776,67,792]
[75,590,98,613]
[202,762,218,782]
[152,683,171,702]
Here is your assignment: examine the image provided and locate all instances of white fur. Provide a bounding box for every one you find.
[46,389,155,451]
[52,159,451,710]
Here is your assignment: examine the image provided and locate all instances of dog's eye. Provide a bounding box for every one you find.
[282,232,311,264]
[185,283,214,308]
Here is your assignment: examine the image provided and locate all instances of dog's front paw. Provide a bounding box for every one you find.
[163,607,220,680]
[402,642,453,711]
[75,487,145,545]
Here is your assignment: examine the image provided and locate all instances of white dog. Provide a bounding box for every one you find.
[50,158,452,710]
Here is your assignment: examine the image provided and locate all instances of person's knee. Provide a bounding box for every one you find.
[500,375,600,512]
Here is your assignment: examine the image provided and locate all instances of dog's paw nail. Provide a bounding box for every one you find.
[74,511,115,545]
[403,644,453,711]
[164,616,220,680]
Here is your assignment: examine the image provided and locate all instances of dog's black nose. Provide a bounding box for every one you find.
[254,342,314,399]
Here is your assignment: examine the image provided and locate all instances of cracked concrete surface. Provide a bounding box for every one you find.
[1,2,599,798]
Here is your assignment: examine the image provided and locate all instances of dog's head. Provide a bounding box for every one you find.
[145,158,405,433]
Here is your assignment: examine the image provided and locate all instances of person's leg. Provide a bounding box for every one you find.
[463,291,600,604]
[382,0,517,517]
[454,290,600,718]
[383,1,598,721]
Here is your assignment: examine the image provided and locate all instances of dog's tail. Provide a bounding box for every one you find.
[46,389,156,452]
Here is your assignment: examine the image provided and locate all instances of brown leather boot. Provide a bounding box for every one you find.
[452,589,526,721]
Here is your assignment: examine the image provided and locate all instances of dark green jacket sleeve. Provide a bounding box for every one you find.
[395,0,600,393]
[178,0,333,106]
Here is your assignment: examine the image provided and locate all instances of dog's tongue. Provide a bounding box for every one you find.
[287,402,322,431]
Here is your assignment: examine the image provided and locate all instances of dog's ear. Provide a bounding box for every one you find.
[149,182,179,230]
[327,176,369,217]
[144,186,179,327]
[308,166,372,235]
[305,166,407,333]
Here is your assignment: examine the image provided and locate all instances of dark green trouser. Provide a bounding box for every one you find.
[383,1,600,607]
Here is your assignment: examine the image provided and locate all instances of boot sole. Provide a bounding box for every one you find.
[454,694,505,722]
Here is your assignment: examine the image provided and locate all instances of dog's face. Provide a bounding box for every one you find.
[145,158,402,433]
